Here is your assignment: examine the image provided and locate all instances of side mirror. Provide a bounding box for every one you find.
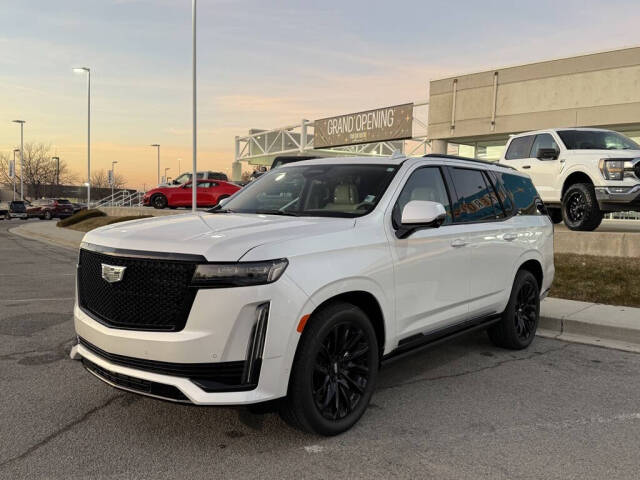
[396,200,447,239]
[218,197,230,207]
[537,148,559,160]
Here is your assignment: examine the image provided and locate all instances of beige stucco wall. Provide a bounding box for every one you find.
[428,47,640,142]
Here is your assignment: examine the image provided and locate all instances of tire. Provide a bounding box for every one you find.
[4,213,9,221]
[151,194,168,209]
[279,301,379,436]
[547,208,563,224]
[488,270,540,350]
[44,211,52,221]
[561,183,602,231]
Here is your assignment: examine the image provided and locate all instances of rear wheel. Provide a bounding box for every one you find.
[547,208,563,224]
[280,302,379,435]
[488,270,540,350]
[561,183,602,231]
[44,210,52,220]
[151,194,168,209]
[4,212,10,221]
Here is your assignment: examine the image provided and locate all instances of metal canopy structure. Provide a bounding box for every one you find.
[232,101,429,179]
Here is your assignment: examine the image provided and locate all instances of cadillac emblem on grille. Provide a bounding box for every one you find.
[101,263,126,283]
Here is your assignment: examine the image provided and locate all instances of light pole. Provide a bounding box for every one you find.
[178,158,181,175]
[150,144,160,185]
[163,167,170,184]
[12,120,25,201]
[73,67,91,205]
[111,160,118,206]
[12,148,19,201]
[52,156,60,185]
[191,0,197,212]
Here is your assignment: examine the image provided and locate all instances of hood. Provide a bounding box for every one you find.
[82,212,355,261]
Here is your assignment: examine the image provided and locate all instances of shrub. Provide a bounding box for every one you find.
[57,209,106,227]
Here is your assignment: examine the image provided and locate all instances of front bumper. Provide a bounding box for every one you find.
[10,212,27,218]
[595,185,640,212]
[72,273,311,405]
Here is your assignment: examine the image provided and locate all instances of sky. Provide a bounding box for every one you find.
[2,0,640,189]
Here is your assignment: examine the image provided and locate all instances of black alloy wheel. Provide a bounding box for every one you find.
[44,210,52,220]
[488,270,540,350]
[561,183,602,231]
[566,190,586,223]
[280,301,379,435]
[152,194,168,209]
[514,280,538,342]
[312,322,371,421]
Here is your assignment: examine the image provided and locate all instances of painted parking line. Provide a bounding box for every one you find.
[0,297,74,303]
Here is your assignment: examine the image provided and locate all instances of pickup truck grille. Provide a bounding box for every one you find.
[77,248,198,331]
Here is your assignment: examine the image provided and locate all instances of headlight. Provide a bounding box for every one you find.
[191,259,288,288]
[599,159,624,180]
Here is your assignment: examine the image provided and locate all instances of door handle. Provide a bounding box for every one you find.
[503,233,517,241]
[522,165,531,169]
[451,239,468,248]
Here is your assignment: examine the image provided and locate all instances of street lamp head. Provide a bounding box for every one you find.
[12,120,25,124]
[73,67,90,73]
[150,144,160,147]
[13,148,20,153]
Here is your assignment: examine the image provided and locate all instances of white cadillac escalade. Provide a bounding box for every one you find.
[71,154,554,435]
[499,128,640,231]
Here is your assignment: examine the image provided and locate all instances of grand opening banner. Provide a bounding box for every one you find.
[314,103,413,149]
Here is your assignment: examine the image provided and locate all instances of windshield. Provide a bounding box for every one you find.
[217,164,398,217]
[557,130,639,150]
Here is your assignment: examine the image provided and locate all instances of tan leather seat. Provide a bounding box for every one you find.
[324,184,359,211]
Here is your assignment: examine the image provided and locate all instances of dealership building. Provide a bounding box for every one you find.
[232,46,640,180]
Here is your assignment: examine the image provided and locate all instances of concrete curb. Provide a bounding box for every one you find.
[539,298,640,353]
[9,221,84,250]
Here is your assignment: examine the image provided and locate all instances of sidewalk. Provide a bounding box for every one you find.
[10,220,84,250]
[9,219,640,353]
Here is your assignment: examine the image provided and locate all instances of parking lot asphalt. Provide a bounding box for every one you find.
[1,219,640,480]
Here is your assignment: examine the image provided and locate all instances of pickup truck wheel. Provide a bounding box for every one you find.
[44,211,52,220]
[4,212,10,220]
[547,208,563,224]
[151,194,168,209]
[488,270,540,350]
[561,183,602,231]
[279,301,379,435]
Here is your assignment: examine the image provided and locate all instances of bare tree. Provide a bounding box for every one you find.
[91,169,127,189]
[0,143,78,198]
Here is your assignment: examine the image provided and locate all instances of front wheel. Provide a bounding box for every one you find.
[488,270,540,350]
[151,194,168,209]
[280,302,379,435]
[561,183,602,231]
[44,211,52,220]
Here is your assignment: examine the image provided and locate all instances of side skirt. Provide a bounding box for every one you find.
[381,313,501,366]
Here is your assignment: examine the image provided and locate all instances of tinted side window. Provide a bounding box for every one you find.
[394,167,452,227]
[487,171,515,216]
[494,172,540,215]
[449,168,503,222]
[504,135,535,160]
[530,134,559,157]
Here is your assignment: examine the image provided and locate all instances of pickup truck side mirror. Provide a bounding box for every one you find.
[395,200,447,239]
[537,148,559,160]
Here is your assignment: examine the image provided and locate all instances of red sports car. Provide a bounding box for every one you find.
[143,180,241,209]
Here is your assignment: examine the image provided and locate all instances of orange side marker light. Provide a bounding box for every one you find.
[297,314,311,333]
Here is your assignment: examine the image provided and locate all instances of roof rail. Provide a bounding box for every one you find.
[422,153,516,170]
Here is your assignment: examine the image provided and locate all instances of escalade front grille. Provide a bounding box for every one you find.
[77,248,198,331]
[634,161,640,179]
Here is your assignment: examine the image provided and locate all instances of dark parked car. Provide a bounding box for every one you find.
[27,198,74,220]
[7,201,29,220]
[71,202,87,214]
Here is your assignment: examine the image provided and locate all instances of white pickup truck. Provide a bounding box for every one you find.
[499,128,640,231]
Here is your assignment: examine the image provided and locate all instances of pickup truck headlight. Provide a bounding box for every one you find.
[599,159,624,180]
[191,259,288,288]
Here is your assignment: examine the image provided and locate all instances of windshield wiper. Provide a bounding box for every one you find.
[254,210,301,217]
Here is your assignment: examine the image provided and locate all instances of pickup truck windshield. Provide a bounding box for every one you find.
[557,130,639,150]
[216,164,398,217]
